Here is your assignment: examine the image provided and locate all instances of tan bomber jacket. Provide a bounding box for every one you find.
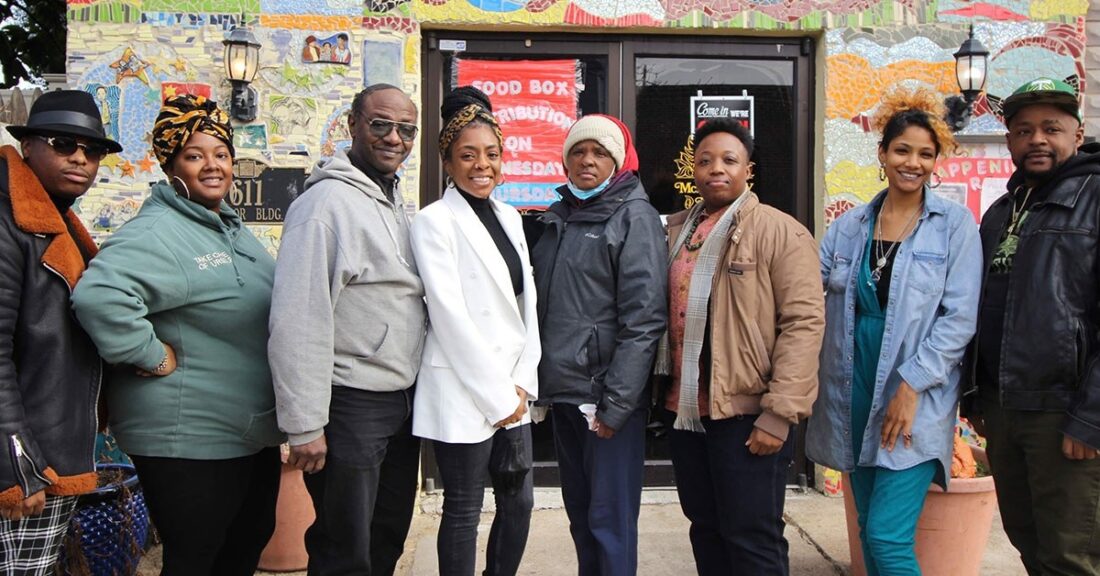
[666,192,825,441]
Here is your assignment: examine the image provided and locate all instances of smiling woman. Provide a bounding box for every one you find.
[71,94,285,575]
[807,87,981,576]
[163,131,234,211]
[410,85,539,576]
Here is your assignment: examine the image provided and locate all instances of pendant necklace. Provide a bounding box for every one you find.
[870,199,921,285]
[683,210,708,252]
[1006,185,1034,237]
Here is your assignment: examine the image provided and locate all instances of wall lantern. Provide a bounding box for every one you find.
[944,25,990,132]
[222,27,261,122]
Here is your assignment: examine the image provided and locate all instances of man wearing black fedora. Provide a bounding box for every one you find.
[0,89,120,574]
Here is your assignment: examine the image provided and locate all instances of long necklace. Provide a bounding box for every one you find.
[1006,185,1033,236]
[683,210,708,252]
[870,199,922,284]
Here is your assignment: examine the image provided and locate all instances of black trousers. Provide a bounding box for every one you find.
[669,415,794,576]
[433,424,534,576]
[304,386,421,576]
[130,446,281,576]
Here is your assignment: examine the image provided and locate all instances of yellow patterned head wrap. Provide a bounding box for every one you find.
[152,94,235,168]
[438,103,502,159]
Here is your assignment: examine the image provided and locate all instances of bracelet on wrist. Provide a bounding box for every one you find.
[153,351,170,375]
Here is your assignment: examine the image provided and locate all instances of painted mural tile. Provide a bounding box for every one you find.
[368,0,413,13]
[141,12,248,29]
[363,39,405,86]
[262,0,364,15]
[143,0,260,12]
[67,2,141,23]
[362,15,419,33]
[259,14,362,30]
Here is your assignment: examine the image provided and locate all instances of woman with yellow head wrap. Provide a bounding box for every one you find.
[72,94,284,575]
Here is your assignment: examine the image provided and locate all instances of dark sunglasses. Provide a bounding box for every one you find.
[365,118,418,142]
[35,135,111,162]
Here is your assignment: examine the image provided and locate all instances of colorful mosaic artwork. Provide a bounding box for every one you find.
[54,0,1091,248]
[823,19,1084,223]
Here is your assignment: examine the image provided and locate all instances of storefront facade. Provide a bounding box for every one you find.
[56,0,1091,485]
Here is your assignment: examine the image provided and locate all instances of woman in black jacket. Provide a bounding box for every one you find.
[530,114,668,576]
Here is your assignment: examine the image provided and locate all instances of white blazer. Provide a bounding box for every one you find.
[410,186,541,444]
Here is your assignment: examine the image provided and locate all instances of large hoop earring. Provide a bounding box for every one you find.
[444,175,454,190]
[878,164,886,181]
[929,172,942,189]
[172,176,191,200]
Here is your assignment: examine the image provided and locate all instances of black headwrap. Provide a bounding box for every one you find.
[439,86,502,159]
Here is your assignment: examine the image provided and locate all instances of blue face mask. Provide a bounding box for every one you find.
[567,175,612,200]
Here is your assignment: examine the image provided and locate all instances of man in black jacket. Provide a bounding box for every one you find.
[0,90,119,573]
[969,77,1100,575]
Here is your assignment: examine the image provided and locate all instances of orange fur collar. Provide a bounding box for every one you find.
[0,145,98,288]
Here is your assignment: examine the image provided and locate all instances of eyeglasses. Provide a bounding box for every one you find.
[35,135,110,162]
[365,118,418,142]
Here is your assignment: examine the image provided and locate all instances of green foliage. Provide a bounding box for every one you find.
[0,0,65,88]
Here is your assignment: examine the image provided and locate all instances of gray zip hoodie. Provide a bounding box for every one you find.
[269,148,426,446]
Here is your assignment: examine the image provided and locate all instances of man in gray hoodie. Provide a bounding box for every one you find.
[269,83,426,575]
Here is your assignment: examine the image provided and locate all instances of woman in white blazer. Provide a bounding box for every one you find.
[411,86,539,576]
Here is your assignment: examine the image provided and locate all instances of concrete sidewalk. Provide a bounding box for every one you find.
[138,487,1026,575]
[396,488,1026,575]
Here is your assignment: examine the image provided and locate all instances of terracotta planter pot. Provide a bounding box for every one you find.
[843,448,997,576]
[258,463,315,572]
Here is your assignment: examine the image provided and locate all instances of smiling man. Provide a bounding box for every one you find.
[0,90,120,574]
[966,77,1100,575]
[269,83,426,575]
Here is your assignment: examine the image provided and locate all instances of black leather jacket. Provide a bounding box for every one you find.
[966,143,1100,448]
[0,151,101,505]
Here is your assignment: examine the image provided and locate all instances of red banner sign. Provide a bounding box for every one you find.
[935,155,1015,222]
[456,59,578,210]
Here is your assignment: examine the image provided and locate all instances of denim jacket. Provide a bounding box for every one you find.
[806,188,981,486]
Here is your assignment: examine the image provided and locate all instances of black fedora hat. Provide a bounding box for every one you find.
[7,89,123,153]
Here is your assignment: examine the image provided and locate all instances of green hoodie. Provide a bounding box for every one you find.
[72,182,284,459]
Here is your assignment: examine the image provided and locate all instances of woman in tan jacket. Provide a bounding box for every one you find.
[657,118,825,575]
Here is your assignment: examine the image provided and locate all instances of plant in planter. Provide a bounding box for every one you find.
[844,419,997,576]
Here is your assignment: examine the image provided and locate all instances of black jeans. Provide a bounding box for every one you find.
[433,424,534,576]
[552,405,646,576]
[668,415,794,576]
[304,386,420,576]
[130,446,281,576]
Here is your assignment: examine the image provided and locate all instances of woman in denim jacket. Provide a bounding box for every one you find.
[807,88,982,575]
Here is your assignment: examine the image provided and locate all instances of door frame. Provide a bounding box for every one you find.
[419,31,817,488]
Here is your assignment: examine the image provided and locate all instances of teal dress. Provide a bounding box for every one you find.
[851,215,885,461]
[848,212,936,576]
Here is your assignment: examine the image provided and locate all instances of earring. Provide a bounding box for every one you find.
[497,175,507,187]
[878,164,886,181]
[929,172,942,189]
[172,176,191,200]
[444,175,454,189]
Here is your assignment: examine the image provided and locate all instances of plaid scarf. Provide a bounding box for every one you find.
[655,192,749,432]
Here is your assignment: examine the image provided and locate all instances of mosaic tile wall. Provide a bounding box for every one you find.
[57,0,1089,247]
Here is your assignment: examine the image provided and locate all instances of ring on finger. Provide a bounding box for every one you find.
[903,433,913,441]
